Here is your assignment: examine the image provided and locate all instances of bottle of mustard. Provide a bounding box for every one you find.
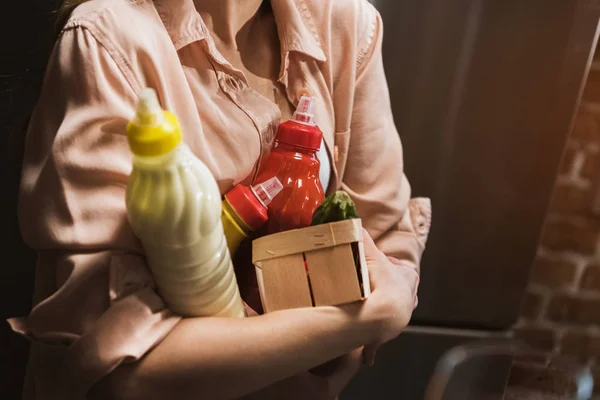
[125,88,245,318]
[221,177,283,256]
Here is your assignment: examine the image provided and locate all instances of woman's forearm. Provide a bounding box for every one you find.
[95,302,377,400]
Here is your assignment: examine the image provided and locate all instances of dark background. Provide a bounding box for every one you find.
[1,1,60,398]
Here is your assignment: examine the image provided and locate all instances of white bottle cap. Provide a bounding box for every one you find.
[292,95,317,126]
[251,177,284,208]
[135,88,163,126]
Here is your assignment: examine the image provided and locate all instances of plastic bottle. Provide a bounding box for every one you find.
[255,95,326,233]
[221,177,283,256]
[125,88,245,318]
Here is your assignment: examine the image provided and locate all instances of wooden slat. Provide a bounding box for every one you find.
[357,240,371,298]
[305,244,362,306]
[257,254,313,312]
[253,219,363,263]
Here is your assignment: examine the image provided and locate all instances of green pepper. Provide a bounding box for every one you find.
[311,190,358,226]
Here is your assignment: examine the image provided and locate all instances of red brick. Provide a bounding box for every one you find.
[559,146,577,176]
[520,291,545,320]
[581,265,600,291]
[560,330,600,359]
[514,326,557,351]
[541,220,600,255]
[582,70,600,104]
[571,108,599,143]
[529,257,578,289]
[581,151,600,181]
[548,183,592,216]
[547,294,600,325]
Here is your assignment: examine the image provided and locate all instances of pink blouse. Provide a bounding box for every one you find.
[9,0,432,398]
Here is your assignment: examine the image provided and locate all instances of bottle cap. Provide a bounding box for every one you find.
[225,186,268,231]
[225,178,283,231]
[276,95,323,150]
[292,95,316,125]
[126,88,182,157]
[251,177,284,208]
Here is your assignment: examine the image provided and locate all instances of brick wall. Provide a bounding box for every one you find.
[515,44,600,392]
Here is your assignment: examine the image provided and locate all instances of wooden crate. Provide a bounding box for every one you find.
[252,219,371,313]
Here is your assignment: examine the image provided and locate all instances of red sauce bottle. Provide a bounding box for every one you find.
[255,96,325,234]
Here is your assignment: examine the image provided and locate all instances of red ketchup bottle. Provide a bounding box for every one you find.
[255,95,325,234]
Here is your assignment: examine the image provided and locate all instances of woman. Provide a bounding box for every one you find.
[9,0,431,398]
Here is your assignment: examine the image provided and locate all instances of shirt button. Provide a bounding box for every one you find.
[297,87,312,99]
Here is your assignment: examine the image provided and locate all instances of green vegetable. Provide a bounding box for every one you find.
[311,191,358,226]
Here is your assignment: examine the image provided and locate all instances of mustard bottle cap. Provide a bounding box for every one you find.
[126,88,182,157]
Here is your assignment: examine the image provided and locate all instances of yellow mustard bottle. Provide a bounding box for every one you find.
[125,88,245,318]
[221,177,283,255]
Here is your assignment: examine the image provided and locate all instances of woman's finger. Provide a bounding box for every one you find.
[325,348,364,396]
[388,256,420,274]
[362,343,381,367]
[243,302,259,317]
[395,267,420,307]
[362,228,385,262]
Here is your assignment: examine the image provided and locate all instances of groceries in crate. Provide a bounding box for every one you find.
[252,218,370,312]
[221,177,283,256]
[254,95,325,234]
[311,191,359,225]
[125,88,246,318]
[249,95,370,313]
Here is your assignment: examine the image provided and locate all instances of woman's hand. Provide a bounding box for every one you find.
[317,347,364,397]
[361,229,420,365]
[242,302,362,400]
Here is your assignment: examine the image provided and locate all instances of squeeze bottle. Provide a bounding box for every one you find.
[255,95,326,233]
[125,88,246,318]
[221,177,283,256]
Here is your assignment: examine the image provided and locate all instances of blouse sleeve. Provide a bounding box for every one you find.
[341,10,432,270]
[9,26,180,398]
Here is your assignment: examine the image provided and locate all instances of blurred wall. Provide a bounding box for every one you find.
[516,39,600,391]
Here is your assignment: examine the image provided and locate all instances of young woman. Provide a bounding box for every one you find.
[9,0,431,398]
